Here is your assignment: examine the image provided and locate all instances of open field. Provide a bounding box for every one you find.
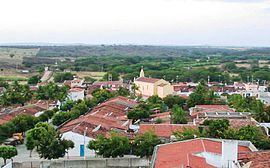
[72,71,106,80]
[0,75,27,81]
[0,68,37,82]
[0,47,39,65]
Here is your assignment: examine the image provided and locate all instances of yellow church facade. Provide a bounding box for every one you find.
[134,68,173,98]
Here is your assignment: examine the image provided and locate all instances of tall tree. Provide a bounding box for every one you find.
[26,123,74,160]
[203,119,230,138]
[133,131,161,159]
[92,89,114,103]
[12,115,38,133]
[171,105,187,124]
[163,95,185,109]
[36,82,68,101]
[88,132,131,158]
[0,81,32,106]
[0,146,17,165]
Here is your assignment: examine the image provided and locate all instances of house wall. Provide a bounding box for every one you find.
[68,91,85,101]
[135,79,173,98]
[134,81,155,97]
[62,131,95,157]
[157,84,173,98]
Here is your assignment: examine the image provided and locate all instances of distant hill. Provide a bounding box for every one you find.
[34,45,270,58]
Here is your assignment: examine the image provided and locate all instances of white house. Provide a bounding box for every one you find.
[62,131,95,157]
[67,88,85,101]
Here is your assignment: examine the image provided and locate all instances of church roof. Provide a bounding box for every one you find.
[136,77,160,83]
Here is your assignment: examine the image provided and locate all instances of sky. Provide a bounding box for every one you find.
[0,0,270,46]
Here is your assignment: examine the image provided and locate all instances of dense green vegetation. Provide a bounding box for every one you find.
[26,122,74,159]
[173,119,270,150]
[0,145,17,165]
[88,131,161,159]
[12,45,270,84]
[0,81,32,106]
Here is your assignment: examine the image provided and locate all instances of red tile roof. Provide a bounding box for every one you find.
[136,77,160,83]
[69,88,85,92]
[150,112,171,118]
[238,150,270,168]
[153,138,252,168]
[139,124,197,138]
[59,114,128,138]
[195,105,232,109]
[59,96,137,138]
[0,104,46,125]
[194,118,257,129]
[93,81,123,86]
[228,119,258,129]
[0,114,13,125]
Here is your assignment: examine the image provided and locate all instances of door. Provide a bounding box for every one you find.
[80,144,84,157]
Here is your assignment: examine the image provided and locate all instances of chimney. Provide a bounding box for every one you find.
[221,140,238,168]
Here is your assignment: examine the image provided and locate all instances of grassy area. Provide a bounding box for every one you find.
[72,71,106,80]
[0,47,39,65]
[0,75,28,81]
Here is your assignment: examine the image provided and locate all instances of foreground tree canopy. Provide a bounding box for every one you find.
[36,82,68,101]
[0,81,32,106]
[88,132,131,158]
[26,123,74,159]
[0,145,17,165]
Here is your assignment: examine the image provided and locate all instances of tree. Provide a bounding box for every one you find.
[0,81,8,88]
[132,131,161,159]
[173,127,206,141]
[0,146,17,165]
[28,75,41,85]
[38,109,57,122]
[0,122,16,143]
[236,125,269,149]
[131,83,139,97]
[171,105,187,124]
[147,95,162,104]
[203,119,230,138]
[116,87,130,96]
[102,71,119,81]
[26,131,37,157]
[36,82,68,101]
[26,123,74,160]
[9,53,15,58]
[88,132,131,158]
[62,139,75,158]
[186,80,219,107]
[0,81,32,106]
[12,115,38,133]
[54,72,74,83]
[72,101,88,115]
[92,89,114,103]
[60,100,76,111]
[187,82,208,107]
[163,95,185,109]
[127,103,151,122]
[52,111,71,126]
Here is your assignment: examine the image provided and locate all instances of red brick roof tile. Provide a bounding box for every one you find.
[153,139,252,168]
[238,150,270,168]
[139,124,197,138]
[136,77,160,83]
